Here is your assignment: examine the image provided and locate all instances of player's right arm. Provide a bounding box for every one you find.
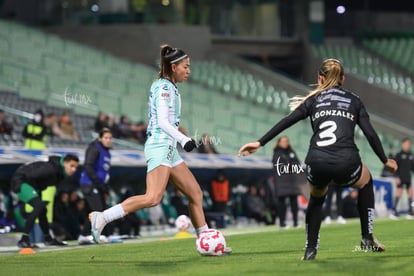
[238,104,308,156]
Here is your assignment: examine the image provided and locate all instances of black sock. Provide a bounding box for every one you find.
[393,196,400,211]
[305,195,326,249]
[409,198,413,214]
[358,177,375,240]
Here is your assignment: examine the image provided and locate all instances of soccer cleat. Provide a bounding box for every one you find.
[90,211,107,244]
[302,247,317,260]
[17,239,38,249]
[389,213,399,220]
[360,237,385,252]
[406,214,414,220]
[44,238,68,246]
[337,216,347,224]
[324,216,332,225]
[78,235,94,245]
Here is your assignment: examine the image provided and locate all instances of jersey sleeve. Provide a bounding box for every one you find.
[357,102,388,164]
[258,100,310,146]
[157,85,191,147]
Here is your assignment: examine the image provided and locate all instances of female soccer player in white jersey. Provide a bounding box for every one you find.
[238,59,397,260]
[90,45,228,251]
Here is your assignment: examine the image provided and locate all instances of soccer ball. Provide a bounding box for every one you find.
[196,229,226,256]
[174,215,192,231]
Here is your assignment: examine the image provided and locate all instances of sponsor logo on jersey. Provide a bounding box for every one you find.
[316,92,351,103]
[337,102,350,110]
[161,92,170,99]
[316,102,331,108]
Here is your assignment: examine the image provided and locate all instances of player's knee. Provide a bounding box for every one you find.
[146,194,163,207]
[188,186,203,203]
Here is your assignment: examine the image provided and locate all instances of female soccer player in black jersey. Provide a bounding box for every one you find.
[238,59,398,260]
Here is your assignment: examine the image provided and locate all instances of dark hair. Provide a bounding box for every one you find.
[63,154,79,163]
[402,137,410,143]
[273,135,292,151]
[158,44,188,79]
[99,127,112,138]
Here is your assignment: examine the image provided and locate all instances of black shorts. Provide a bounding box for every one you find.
[306,161,362,189]
[397,182,412,189]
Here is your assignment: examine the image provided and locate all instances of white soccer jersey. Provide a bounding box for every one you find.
[146,78,189,147]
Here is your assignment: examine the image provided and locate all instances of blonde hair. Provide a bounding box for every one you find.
[289,59,344,110]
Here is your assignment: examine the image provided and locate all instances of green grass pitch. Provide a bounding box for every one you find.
[1,219,413,275]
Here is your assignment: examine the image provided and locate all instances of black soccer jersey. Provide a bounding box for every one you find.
[258,86,387,165]
[394,150,414,184]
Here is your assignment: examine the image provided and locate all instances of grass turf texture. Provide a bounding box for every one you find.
[1,219,413,275]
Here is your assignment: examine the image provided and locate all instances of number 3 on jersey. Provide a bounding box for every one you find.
[316,121,337,147]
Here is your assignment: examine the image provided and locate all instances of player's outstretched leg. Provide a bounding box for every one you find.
[90,166,171,243]
[303,192,326,260]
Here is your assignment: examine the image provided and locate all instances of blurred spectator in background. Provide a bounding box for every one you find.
[51,191,77,241]
[58,112,79,141]
[381,149,395,178]
[116,188,141,238]
[78,128,112,245]
[115,115,132,139]
[272,136,301,229]
[342,189,359,219]
[242,185,272,225]
[259,176,278,225]
[324,182,346,224]
[0,109,13,137]
[391,138,414,219]
[74,198,88,237]
[210,170,230,213]
[10,154,79,247]
[44,112,66,139]
[22,109,47,149]
[106,114,118,135]
[94,112,108,132]
[131,120,147,144]
[170,189,189,216]
[198,133,219,154]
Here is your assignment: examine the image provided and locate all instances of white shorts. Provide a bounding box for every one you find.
[144,143,184,172]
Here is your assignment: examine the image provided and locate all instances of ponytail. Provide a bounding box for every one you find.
[289,59,344,110]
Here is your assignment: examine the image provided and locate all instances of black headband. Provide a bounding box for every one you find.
[164,47,188,64]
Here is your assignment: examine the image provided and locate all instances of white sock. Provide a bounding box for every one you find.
[103,204,126,223]
[196,224,208,235]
